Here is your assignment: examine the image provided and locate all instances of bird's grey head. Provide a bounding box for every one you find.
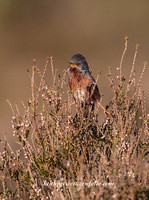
[70,54,90,73]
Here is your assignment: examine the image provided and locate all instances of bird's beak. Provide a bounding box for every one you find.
[70,63,77,68]
[67,63,77,73]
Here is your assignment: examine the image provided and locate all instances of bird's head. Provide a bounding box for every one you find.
[68,54,90,74]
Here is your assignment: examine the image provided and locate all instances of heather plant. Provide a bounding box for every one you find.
[0,38,149,199]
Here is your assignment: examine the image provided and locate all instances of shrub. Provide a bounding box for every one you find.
[0,38,149,199]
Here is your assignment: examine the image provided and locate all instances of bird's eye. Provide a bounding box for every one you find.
[77,62,81,66]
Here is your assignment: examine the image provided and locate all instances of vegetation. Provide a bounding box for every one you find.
[0,38,149,199]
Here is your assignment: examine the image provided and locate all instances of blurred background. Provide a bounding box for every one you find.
[0,0,149,144]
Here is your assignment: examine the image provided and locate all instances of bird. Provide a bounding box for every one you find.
[67,54,110,115]
[67,54,100,106]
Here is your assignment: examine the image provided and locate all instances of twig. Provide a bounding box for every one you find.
[7,99,15,116]
[119,36,128,85]
[33,117,42,145]
[127,44,139,91]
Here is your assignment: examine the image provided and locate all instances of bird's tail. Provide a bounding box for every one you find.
[62,101,110,115]
[97,102,110,115]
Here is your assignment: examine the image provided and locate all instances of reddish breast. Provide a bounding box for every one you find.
[68,66,92,90]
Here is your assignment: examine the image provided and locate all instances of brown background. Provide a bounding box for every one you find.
[0,0,149,145]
